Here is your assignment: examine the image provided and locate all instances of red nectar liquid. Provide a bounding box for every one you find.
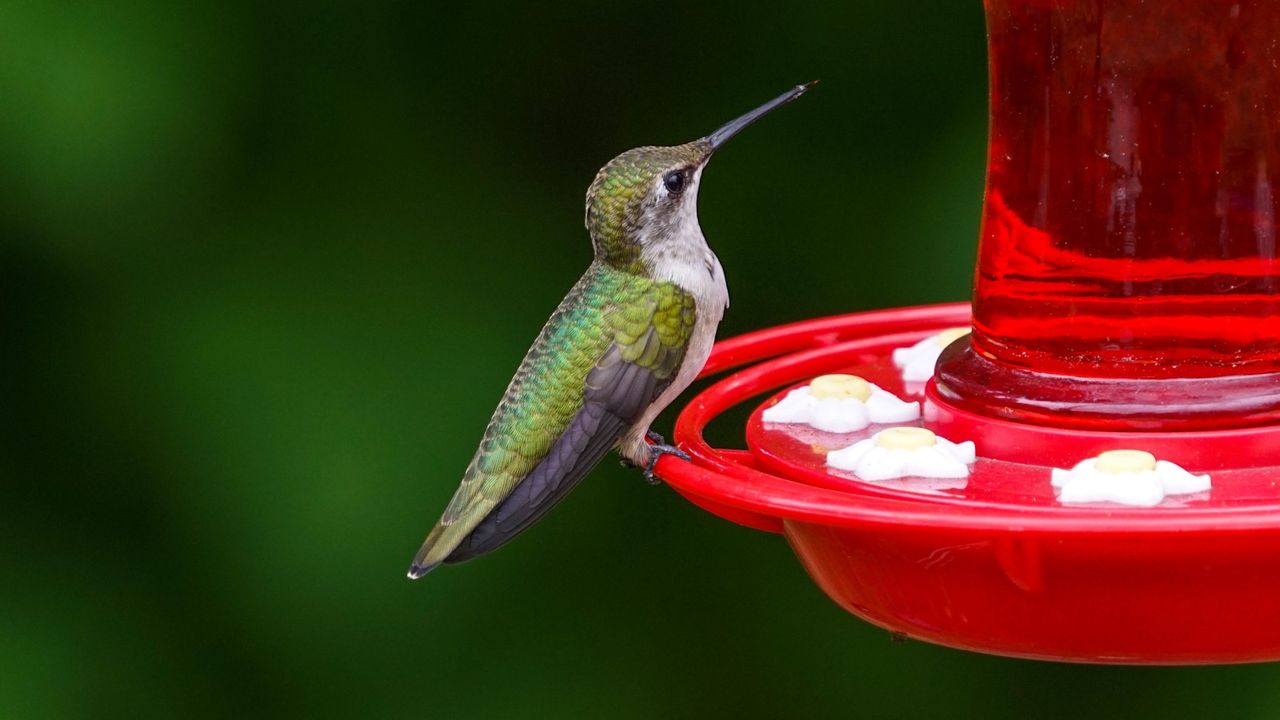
[976,0,1280,376]
[938,0,1280,429]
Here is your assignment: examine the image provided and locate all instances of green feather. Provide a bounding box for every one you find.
[413,261,696,569]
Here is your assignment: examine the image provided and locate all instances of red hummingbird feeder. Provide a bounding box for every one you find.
[653,0,1280,664]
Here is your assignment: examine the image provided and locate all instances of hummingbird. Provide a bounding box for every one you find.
[408,83,814,578]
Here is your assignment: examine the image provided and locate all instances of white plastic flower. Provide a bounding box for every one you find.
[892,327,970,383]
[826,427,976,481]
[761,374,920,433]
[1051,450,1211,507]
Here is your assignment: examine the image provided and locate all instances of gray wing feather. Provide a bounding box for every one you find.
[445,344,668,563]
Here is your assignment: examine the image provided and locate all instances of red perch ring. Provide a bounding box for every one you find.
[654,303,1280,665]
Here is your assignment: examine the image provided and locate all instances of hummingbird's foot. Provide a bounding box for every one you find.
[620,432,672,470]
[642,443,691,485]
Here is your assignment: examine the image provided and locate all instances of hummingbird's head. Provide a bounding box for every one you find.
[585,83,815,272]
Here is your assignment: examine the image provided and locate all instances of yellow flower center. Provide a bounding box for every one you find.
[876,427,938,450]
[1094,449,1157,474]
[809,374,872,401]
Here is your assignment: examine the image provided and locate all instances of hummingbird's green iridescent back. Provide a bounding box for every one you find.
[413,261,696,569]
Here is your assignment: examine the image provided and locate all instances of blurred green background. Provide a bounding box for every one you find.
[4,2,1278,718]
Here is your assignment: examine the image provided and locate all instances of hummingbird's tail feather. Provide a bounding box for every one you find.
[406,560,439,580]
[407,499,495,580]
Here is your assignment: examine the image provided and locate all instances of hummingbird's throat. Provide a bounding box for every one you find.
[638,169,711,277]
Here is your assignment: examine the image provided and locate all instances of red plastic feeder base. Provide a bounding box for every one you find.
[655,303,1280,665]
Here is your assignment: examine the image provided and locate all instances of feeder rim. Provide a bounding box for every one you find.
[655,302,1280,537]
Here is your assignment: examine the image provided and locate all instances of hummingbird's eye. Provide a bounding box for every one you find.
[663,170,686,194]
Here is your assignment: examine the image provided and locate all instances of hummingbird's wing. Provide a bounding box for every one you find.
[409,265,696,576]
[445,343,660,562]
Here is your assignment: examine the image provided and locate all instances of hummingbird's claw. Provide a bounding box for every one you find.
[645,430,666,445]
[642,443,690,485]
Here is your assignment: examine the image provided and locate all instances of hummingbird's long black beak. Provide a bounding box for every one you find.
[705,81,817,151]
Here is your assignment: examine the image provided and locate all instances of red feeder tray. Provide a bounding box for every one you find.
[652,0,1280,664]
[654,304,1280,664]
